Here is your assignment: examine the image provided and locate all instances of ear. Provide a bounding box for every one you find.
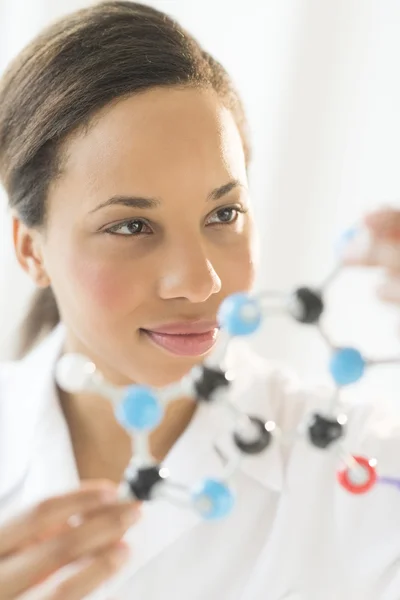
[12,216,50,288]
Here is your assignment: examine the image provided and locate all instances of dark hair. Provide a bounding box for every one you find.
[0,0,251,356]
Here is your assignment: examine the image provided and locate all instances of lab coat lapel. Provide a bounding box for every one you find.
[96,391,284,595]
[125,401,231,569]
[0,325,79,518]
[0,361,36,500]
[89,402,236,597]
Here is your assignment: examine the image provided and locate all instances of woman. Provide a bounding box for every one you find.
[0,2,400,598]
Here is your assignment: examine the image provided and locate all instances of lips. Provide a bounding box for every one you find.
[141,320,219,357]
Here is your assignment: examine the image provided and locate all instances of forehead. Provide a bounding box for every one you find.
[59,87,246,200]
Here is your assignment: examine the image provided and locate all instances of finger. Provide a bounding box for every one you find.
[24,497,140,549]
[46,542,130,600]
[377,273,400,304]
[0,503,139,598]
[373,243,400,271]
[364,208,400,241]
[341,235,380,266]
[343,238,400,270]
[0,481,119,557]
[342,250,379,267]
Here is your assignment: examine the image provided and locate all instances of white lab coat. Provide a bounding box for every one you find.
[1,325,400,600]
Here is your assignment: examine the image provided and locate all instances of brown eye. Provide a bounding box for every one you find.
[217,208,236,222]
[206,207,239,226]
[106,219,151,236]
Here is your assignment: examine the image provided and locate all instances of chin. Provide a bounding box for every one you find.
[124,350,203,389]
[142,357,200,389]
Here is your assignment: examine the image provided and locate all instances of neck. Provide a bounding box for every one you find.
[58,386,197,483]
[59,327,197,481]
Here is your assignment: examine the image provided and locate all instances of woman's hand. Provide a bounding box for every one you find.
[0,480,140,599]
[343,207,400,306]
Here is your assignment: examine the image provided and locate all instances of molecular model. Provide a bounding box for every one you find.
[55,230,400,521]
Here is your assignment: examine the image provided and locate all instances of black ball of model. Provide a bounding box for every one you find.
[125,465,166,500]
[194,366,231,402]
[289,287,324,324]
[233,416,273,455]
[307,413,345,449]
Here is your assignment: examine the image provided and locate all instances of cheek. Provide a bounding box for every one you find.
[216,237,256,292]
[71,258,129,312]
[53,240,149,315]
[213,217,256,289]
[233,249,255,290]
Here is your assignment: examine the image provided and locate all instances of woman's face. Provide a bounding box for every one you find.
[25,87,255,387]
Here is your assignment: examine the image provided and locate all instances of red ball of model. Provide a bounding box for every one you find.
[337,455,377,494]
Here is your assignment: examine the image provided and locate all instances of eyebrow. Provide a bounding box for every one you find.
[90,180,243,214]
[207,179,242,201]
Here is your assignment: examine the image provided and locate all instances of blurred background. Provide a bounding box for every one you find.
[1,0,400,406]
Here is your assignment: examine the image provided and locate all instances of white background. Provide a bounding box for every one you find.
[1,0,400,406]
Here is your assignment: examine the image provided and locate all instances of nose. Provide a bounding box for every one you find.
[157,240,222,303]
